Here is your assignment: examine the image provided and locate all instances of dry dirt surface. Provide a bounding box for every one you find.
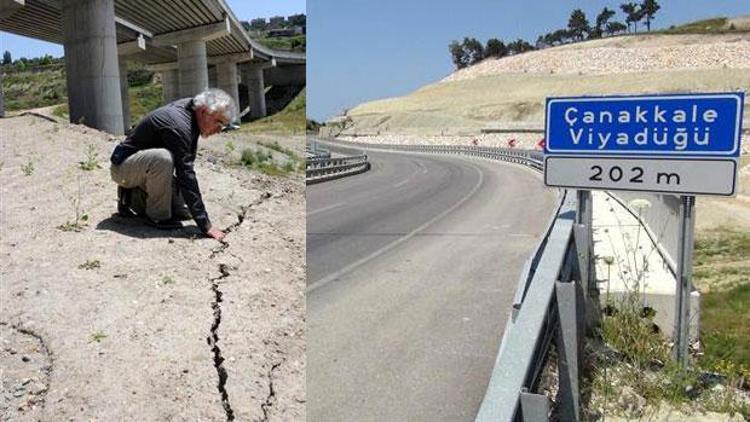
[0,114,305,421]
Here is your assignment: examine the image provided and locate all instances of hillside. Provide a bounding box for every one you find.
[335,28,750,149]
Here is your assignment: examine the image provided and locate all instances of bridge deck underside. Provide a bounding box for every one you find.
[0,0,250,63]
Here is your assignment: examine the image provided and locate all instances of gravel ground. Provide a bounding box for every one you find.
[443,33,750,83]
[0,115,305,421]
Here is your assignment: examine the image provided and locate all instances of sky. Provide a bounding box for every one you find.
[0,0,304,60]
[307,0,750,121]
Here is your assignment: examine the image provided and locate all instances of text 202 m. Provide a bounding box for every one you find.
[589,165,681,185]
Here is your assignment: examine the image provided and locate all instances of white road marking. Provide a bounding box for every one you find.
[307,202,345,217]
[308,163,485,293]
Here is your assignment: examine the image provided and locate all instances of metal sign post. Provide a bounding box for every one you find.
[674,195,696,366]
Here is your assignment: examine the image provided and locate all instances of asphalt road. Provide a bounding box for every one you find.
[307,146,558,422]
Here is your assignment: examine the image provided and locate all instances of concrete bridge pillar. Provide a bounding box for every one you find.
[208,65,217,88]
[61,0,124,134]
[216,61,239,121]
[242,63,267,119]
[119,60,131,130]
[177,40,208,98]
[161,68,180,103]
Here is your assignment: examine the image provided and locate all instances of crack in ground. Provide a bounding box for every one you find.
[209,192,273,259]
[204,191,274,420]
[260,360,284,422]
[207,264,235,421]
[0,321,54,412]
[224,192,273,234]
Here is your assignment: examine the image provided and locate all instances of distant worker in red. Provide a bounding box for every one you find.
[109,88,235,242]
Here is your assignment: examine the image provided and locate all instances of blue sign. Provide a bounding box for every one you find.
[545,93,744,157]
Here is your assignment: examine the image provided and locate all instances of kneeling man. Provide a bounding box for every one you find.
[110,88,234,241]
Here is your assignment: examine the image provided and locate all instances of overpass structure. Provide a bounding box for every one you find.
[0,0,305,134]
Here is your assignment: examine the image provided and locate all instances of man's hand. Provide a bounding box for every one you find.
[206,227,226,242]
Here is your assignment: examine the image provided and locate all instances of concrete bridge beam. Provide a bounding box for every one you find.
[62,0,124,134]
[241,63,271,119]
[216,61,239,121]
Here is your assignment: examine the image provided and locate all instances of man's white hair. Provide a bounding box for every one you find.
[193,88,236,121]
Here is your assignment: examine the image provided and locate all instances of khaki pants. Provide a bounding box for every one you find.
[110,148,185,221]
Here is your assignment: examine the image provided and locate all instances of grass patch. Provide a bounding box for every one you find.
[1,65,66,111]
[252,34,306,52]
[700,283,750,377]
[258,140,301,160]
[586,291,750,418]
[129,83,162,126]
[239,147,299,176]
[5,65,162,126]
[242,88,305,134]
[693,228,750,376]
[78,259,101,270]
[661,17,733,34]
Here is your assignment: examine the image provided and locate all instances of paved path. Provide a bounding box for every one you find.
[306,147,557,421]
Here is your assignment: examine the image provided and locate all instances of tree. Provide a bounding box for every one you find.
[249,18,267,31]
[620,2,641,33]
[507,39,534,55]
[485,38,507,58]
[568,9,590,41]
[462,37,484,65]
[288,13,306,27]
[268,16,285,29]
[591,7,616,39]
[2,50,10,65]
[448,40,468,69]
[549,29,571,45]
[640,0,660,31]
[605,21,628,35]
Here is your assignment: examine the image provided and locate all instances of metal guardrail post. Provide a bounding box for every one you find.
[520,392,550,421]
[555,280,582,422]
[575,190,599,332]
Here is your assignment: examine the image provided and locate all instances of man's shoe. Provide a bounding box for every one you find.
[117,187,138,218]
[142,216,183,230]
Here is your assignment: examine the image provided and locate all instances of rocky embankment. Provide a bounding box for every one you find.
[334,31,750,150]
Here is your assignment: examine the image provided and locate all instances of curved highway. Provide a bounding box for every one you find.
[307,145,557,422]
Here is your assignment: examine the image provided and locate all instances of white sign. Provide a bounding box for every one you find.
[544,157,737,196]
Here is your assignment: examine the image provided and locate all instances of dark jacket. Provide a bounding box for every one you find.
[118,98,211,232]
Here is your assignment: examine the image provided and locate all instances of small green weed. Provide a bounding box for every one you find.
[78,259,101,270]
[224,140,236,156]
[161,275,175,285]
[58,176,88,232]
[21,160,34,176]
[79,143,101,171]
[89,332,107,343]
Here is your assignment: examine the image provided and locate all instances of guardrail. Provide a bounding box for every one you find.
[319,138,594,420]
[476,189,597,422]
[305,154,371,185]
